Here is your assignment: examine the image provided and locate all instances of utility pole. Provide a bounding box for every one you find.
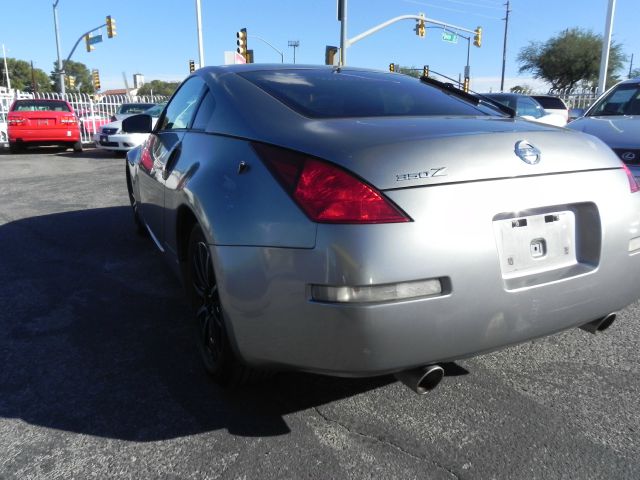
[500,0,510,92]
[288,40,300,64]
[598,0,616,94]
[629,53,634,79]
[195,0,205,67]
[53,0,65,95]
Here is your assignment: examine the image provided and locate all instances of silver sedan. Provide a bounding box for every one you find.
[124,65,640,393]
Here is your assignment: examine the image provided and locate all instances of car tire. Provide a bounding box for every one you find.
[125,166,147,237]
[186,224,252,386]
[73,141,83,153]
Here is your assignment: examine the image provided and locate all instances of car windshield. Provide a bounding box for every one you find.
[239,69,495,118]
[12,100,71,112]
[144,103,166,118]
[118,103,155,114]
[588,83,640,116]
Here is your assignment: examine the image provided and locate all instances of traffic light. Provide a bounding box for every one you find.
[106,16,117,38]
[415,19,426,37]
[473,26,482,47]
[463,77,470,93]
[92,69,101,91]
[389,63,395,72]
[236,28,247,60]
[325,46,338,66]
[422,65,429,77]
[246,50,254,64]
[67,76,75,89]
[85,34,94,52]
[189,59,195,73]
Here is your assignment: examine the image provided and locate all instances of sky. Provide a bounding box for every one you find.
[1,0,638,93]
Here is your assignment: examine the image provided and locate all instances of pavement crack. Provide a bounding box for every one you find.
[312,406,460,479]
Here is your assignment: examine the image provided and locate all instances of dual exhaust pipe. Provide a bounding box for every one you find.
[395,312,617,395]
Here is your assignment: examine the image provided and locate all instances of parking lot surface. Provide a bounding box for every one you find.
[1,148,639,479]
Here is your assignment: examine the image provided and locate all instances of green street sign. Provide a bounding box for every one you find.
[442,31,458,44]
[88,34,103,45]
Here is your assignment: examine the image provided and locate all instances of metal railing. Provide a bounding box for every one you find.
[0,90,168,144]
[512,86,600,110]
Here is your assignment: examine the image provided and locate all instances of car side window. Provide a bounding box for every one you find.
[519,97,544,118]
[191,90,216,131]
[157,77,205,131]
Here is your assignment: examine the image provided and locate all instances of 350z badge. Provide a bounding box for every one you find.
[396,167,447,182]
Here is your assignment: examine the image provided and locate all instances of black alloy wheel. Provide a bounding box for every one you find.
[186,224,248,385]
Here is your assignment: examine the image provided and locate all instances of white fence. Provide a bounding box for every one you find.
[0,91,168,144]
[513,87,600,111]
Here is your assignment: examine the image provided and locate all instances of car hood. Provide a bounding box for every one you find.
[567,115,640,149]
[260,116,622,190]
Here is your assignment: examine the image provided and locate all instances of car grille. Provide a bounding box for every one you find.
[612,149,640,165]
[102,128,119,135]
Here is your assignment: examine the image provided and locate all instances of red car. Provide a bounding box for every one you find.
[8,99,82,153]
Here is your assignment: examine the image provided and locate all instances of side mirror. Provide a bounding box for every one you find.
[568,108,585,122]
[122,114,152,133]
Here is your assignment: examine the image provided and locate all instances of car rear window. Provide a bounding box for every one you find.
[532,96,566,110]
[239,69,494,118]
[12,100,71,112]
[118,103,155,114]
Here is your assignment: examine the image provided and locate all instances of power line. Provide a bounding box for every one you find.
[402,0,502,20]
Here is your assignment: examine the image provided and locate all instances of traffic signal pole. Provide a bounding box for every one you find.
[195,0,205,67]
[53,0,65,95]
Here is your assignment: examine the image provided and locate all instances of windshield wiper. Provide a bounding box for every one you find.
[419,75,516,118]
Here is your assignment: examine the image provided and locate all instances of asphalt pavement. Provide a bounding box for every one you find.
[0,147,639,479]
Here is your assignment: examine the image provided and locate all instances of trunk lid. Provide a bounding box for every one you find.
[277,116,622,191]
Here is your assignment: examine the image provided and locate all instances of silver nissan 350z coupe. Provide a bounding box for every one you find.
[124,65,640,393]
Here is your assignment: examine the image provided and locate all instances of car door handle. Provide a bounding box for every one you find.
[162,143,182,180]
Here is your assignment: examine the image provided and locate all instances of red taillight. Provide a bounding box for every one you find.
[253,143,411,224]
[60,116,77,125]
[8,117,25,126]
[622,163,639,193]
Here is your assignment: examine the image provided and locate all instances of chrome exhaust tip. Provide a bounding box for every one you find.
[580,313,617,334]
[395,365,445,395]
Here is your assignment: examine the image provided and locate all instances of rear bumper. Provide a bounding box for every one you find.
[93,133,147,152]
[210,169,640,376]
[9,127,80,143]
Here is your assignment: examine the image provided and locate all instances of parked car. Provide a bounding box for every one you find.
[110,102,156,122]
[531,95,569,123]
[7,99,82,153]
[482,93,567,126]
[125,65,640,393]
[77,108,111,135]
[94,103,164,153]
[567,77,640,177]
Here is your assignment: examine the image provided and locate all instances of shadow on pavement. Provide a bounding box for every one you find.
[0,206,404,441]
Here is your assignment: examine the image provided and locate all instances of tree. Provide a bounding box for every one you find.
[0,58,53,92]
[517,28,625,90]
[629,68,640,79]
[50,60,93,94]
[398,66,422,79]
[137,80,180,96]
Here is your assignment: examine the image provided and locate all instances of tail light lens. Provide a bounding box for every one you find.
[60,116,77,125]
[622,163,639,193]
[253,143,411,224]
[8,117,25,126]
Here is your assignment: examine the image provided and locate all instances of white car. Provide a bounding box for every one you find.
[531,95,570,123]
[483,93,567,127]
[94,103,164,153]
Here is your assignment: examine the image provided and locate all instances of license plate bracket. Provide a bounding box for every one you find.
[494,210,576,278]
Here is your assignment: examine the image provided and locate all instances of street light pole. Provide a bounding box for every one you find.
[339,0,347,66]
[288,40,299,64]
[53,0,65,95]
[195,0,205,67]
[500,0,510,92]
[597,0,616,94]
